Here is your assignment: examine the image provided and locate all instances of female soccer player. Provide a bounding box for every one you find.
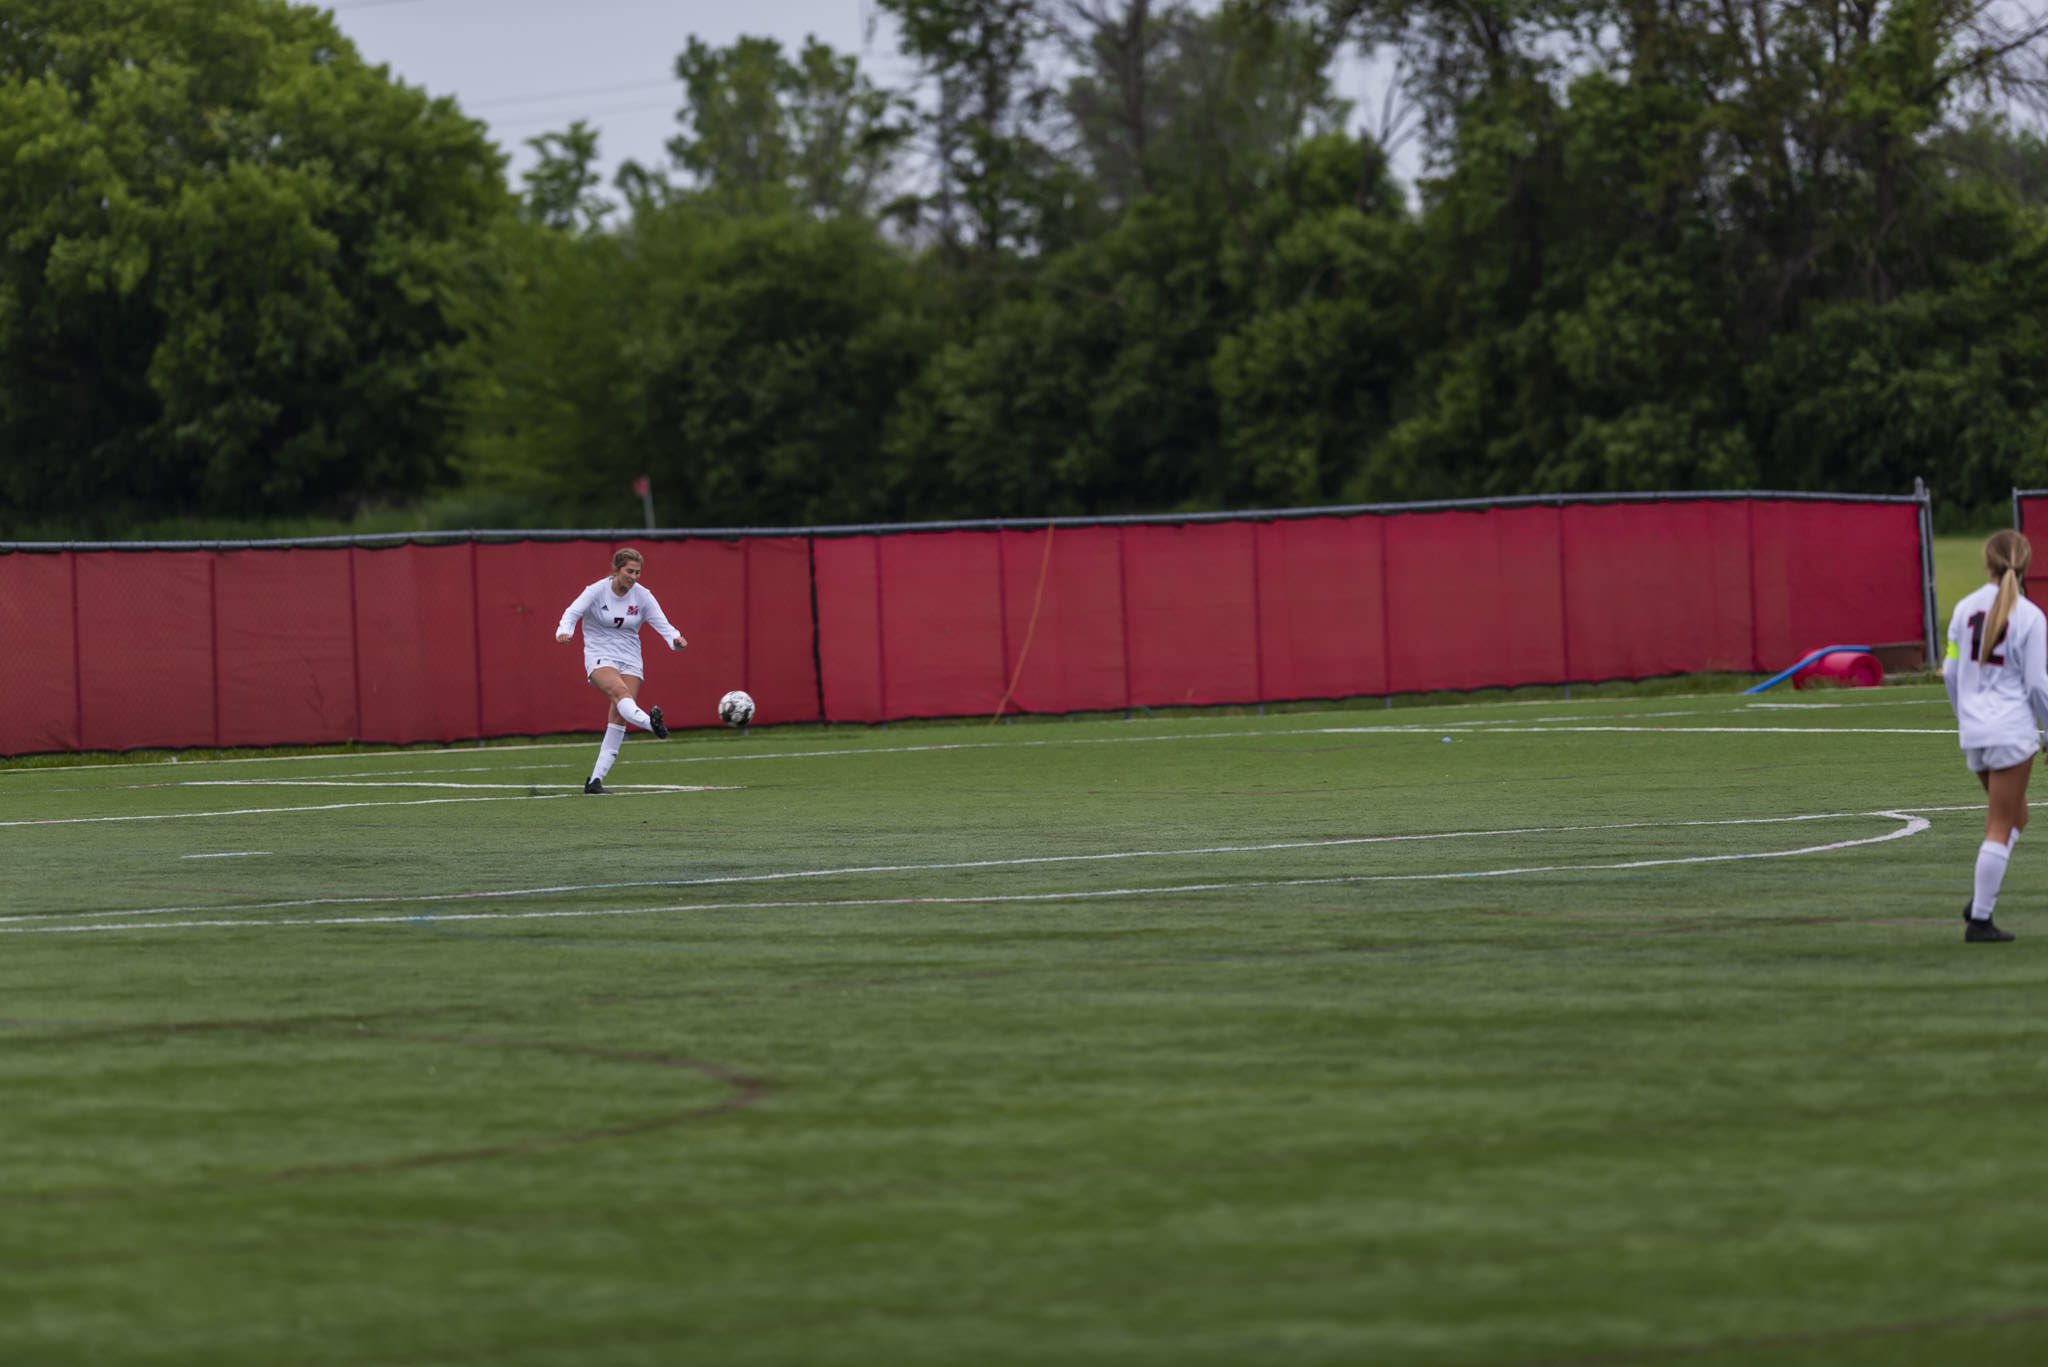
[1944,529,2048,942]
[556,547,687,794]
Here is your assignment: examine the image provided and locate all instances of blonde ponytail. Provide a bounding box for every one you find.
[1980,530,2033,665]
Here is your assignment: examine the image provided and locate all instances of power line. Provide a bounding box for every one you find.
[490,97,680,134]
[467,76,675,112]
[459,58,926,127]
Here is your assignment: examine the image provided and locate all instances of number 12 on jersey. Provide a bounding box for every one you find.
[1968,611,2009,665]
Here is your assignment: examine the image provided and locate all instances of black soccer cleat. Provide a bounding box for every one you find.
[1964,898,1976,924]
[1965,917,2015,943]
[648,705,668,739]
[584,777,607,795]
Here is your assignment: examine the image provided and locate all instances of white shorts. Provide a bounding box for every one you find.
[584,653,643,682]
[1965,743,2039,773]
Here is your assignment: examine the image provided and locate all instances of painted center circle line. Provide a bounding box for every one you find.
[6,812,1934,935]
[26,806,1972,927]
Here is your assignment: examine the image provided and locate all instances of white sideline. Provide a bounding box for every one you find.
[1745,698,1945,709]
[0,717,1951,826]
[1381,725,1956,736]
[162,780,654,790]
[0,694,1957,785]
[0,809,1946,935]
[0,787,726,827]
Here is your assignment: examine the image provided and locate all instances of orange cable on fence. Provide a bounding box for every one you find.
[992,522,1057,723]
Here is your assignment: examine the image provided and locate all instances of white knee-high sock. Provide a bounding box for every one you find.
[2008,827,2022,850]
[615,696,652,730]
[1972,839,2011,920]
[591,724,627,781]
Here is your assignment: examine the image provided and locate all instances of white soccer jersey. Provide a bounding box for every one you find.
[1944,583,2048,749]
[558,578,681,678]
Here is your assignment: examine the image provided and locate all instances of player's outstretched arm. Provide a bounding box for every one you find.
[639,589,685,650]
[558,582,600,642]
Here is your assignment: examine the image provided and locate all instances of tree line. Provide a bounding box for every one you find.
[4,0,2047,538]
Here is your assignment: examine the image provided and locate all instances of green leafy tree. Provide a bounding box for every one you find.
[1932,115,2048,208]
[888,125,1406,517]
[1318,0,2048,502]
[1746,227,2048,510]
[0,0,509,532]
[452,221,642,518]
[1058,0,1172,211]
[875,0,1067,255]
[648,35,913,218]
[1211,135,1418,504]
[887,190,1239,515]
[459,204,940,526]
[520,121,614,234]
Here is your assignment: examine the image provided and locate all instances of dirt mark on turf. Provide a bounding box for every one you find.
[0,1025,766,1207]
[0,908,1925,1039]
[1499,1303,2048,1366]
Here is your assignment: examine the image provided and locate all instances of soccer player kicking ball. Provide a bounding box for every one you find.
[1944,530,2048,942]
[557,547,687,794]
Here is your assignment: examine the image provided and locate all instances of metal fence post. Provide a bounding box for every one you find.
[1916,477,1938,669]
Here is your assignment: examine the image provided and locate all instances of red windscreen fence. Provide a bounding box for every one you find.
[2014,492,2048,611]
[0,494,1931,756]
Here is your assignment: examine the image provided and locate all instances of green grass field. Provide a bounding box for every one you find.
[1934,532,1997,627]
[5,685,2047,1366]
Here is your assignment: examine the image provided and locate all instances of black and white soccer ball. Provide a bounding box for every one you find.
[717,689,755,728]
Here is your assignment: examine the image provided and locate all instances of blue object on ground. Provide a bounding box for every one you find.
[1742,645,1875,695]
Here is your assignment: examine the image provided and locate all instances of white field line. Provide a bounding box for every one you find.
[0,811,1935,936]
[152,718,1946,779]
[1399,701,1948,726]
[6,810,1910,924]
[91,763,682,786]
[179,852,270,860]
[61,716,1937,792]
[1379,709,1714,726]
[0,685,1943,781]
[8,720,1956,801]
[4,808,1971,930]
[0,694,1956,784]
[1365,726,1956,736]
[0,727,1371,778]
[160,780,645,790]
[1745,698,1948,709]
[1383,704,1940,726]
[0,738,603,774]
[0,787,726,828]
[0,716,1952,829]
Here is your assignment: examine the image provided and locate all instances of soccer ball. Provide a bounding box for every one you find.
[718,690,755,728]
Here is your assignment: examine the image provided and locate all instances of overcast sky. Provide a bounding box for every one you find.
[325,0,1415,199]
[325,0,906,191]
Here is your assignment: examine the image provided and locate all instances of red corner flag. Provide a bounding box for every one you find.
[632,475,651,497]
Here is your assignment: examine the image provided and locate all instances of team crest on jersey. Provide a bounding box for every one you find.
[627,605,638,615]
